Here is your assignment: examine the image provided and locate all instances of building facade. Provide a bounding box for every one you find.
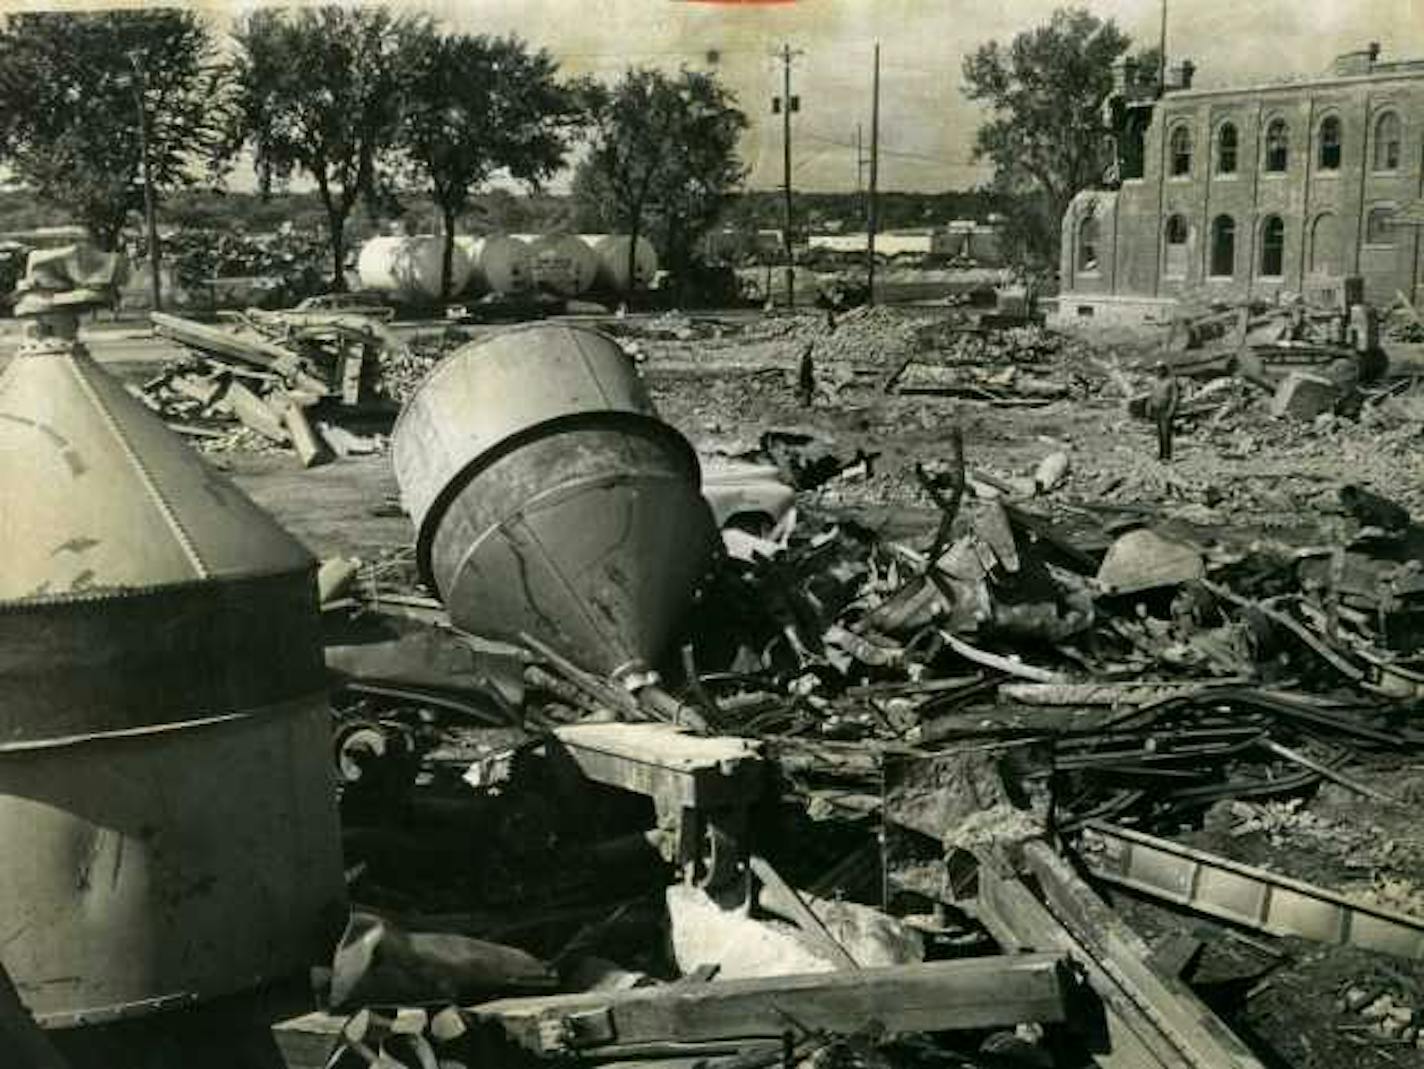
[1059,45,1424,318]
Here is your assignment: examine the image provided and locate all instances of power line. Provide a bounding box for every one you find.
[800,130,981,169]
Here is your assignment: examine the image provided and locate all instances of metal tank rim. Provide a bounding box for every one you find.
[389,321,643,445]
[0,562,316,610]
[0,696,323,756]
[405,409,702,595]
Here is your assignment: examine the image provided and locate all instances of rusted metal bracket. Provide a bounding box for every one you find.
[1077,820,1424,959]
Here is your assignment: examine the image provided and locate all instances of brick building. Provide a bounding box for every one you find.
[1057,44,1424,321]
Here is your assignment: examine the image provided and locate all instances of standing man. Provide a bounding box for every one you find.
[797,339,816,408]
[1148,360,1181,461]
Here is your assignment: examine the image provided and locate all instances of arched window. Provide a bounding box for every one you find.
[1210,215,1236,277]
[1309,214,1339,275]
[1120,111,1147,180]
[1318,115,1341,170]
[1260,216,1285,277]
[1169,125,1193,177]
[1078,215,1100,272]
[1374,111,1402,171]
[1217,122,1239,174]
[1264,119,1290,172]
[1366,205,1396,245]
[1164,214,1189,278]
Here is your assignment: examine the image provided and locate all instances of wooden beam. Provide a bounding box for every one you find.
[471,955,1069,1056]
[550,723,764,810]
[974,855,1195,1069]
[1021,841,1265,1069]
[749,855,860,970]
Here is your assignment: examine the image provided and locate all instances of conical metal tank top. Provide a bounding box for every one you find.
[0,341,311,601]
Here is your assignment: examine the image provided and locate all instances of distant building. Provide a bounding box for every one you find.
[1058,44,1424,322]
[703,227,784,264]
[930,220,1005,265]
[804,223,1006,264]
[806,230,933,256]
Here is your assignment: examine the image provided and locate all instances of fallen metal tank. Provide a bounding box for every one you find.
[517,233,600,297]
[391,324,717,679]
[454,234,534,296]
[584,234,659,293]
[0,337,346,1027]
[357,235,472,302]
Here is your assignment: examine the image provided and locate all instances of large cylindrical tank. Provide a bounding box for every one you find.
[516,233,600,297]
[0,338,346,1027]
[357,236,472,302]
[391,324,717,679]
[453,234,534,296]
[583,235,659,293]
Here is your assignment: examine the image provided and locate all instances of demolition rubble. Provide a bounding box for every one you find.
[9,250,1424,1069]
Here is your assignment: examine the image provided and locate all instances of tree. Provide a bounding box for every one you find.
[962,7,1133,261]
[573,68,746,294]
[400,34,582,299]
[228,6,430,290]
[0,10,224,250]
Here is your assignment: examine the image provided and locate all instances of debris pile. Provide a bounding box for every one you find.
[137,305,408,462]
[296,340,1424,1068]
[20,296,1424,1069]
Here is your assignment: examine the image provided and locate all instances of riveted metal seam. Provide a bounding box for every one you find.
[65,354,211,579]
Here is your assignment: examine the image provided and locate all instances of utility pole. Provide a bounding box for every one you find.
[1158,0,1168,90]
[856,123,864,195]
[129,51,161,312]
[775,43,800,309]
[866,43,880,306]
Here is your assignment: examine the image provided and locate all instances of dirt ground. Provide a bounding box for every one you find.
[103,306,1424,1068]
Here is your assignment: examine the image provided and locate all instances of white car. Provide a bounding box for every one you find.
[699,456,795,535]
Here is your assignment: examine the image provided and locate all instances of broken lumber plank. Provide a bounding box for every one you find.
[274,394,331,468]
[166,422,225,439]
[973,856,1191,1069]
[844,675,980,699]
[470,954,1070,1055]
[550,722,763,810]
[221,379,288,443]
[1258,738,1401,804]
[1077,821,1424,960]
[151,312,330,395]
[940,631,1066,684]
[1019,840,1266,1069]
[168,372,224,408]
[748,855,860,970]
[999,680,1243,707]
[1204,583,1365,682]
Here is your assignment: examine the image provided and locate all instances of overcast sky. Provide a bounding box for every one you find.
[26,0,1424,193]
[415,0,1424,192]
